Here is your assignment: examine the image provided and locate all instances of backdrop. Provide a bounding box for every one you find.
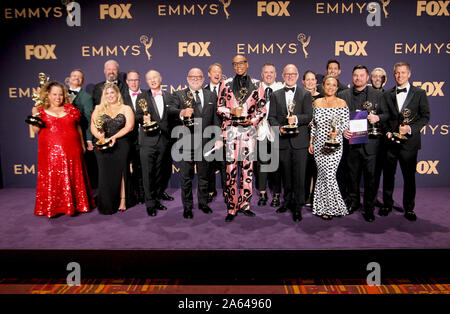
[0,0,448,188]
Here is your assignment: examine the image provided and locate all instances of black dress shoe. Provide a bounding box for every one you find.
[225,213,235,222]
[210,190,218,198]
[146,206,157,217]
[378,207,392,216]
[293,211,302,222]
[199,204,213,214]
[159,192,174,201]
[375,200,383,208]
[270,194,281,207]
[362,211,375,222]
[404,211,417,221]
[257,193,268,206]
[156,203,167,211]
[276,205,289,213]
[238,209,256,217]
[183,208,193,219]
[348,204,361,214]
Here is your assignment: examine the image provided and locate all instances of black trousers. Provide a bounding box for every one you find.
[373,138,387,203]
[140,141,167,208]
[129,142,144,202]
[160,140,174,195]
[337,143,349,202]
[279,145,308,211]
[347,145,377,211]
[383,146,418,212]
[179,150,210,209]
[255,138,281,194]
[304,152,317,201]
[208,148,227,194]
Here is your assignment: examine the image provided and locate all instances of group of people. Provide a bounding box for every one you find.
[31,56,430,224]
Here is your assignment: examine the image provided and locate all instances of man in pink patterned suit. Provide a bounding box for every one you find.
[217,55,267,222]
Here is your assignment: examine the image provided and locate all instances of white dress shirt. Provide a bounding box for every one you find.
[284,84,298,126]
[129,89,142,111]
[396,83,410,112]
[153,92,164,118]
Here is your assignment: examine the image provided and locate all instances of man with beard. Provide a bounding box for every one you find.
[92,59,128,106]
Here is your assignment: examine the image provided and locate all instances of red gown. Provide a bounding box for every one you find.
[34,104,95,217]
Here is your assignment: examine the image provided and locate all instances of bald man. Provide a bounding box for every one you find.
[217,55,267,222]
[268,64,313,222]
[170,68,220,219]
[135,70,178,217]
[92,59,128,106]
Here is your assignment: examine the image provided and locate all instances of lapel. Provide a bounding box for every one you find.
[279,90,288,117]
[389,87,399,113]
[401,87,415,112]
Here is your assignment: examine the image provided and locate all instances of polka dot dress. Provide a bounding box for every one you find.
[310,106,349,217]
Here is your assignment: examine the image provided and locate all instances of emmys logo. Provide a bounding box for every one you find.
[421,124,448,135]
[417,1,449,16]
[157,0,231,19]
[8,87,38,99]
[297,33,311,58]
[3,2,81,27]
[335,41,368,56]
[25,45,57,60]
[99,3,132,19]
[14,164,35,175]
[257,1,291,16]
[178,42,211,57]
[140,35,153,60]
[394,42,450,55]
[62,1,81,26]
[316,1,390,18]
[412,81,445,96]
[416,160,439,175]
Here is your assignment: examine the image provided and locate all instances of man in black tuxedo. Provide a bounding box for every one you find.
[92,59,128,106]
[268,64,313,222]
[380,62,430,221]
[123,71,144,204]
[338,65,389,222]
[204,63,226,203]
[171,68,220,219]
[135,70,180,217]
[317,59,348,95]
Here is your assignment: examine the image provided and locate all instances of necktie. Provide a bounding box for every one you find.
[68,89,79,95]
[397,88,407,94]
[265,87,273,99]
[195,90,202,112]
[284,87,295,93]
[213,86,217,96]
[152,91,162,97]
[132,91,141,96]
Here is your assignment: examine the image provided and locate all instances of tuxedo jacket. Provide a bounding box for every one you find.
[135,90,176,147]
[92,80,128,106]
[337,86,389,155]
[171,88,220,149]
[71,88,94,142]
[383,85,430,151]
[122,88,140,145]
[268,87,313,150]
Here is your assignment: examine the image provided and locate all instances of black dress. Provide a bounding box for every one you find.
[94,113,132,214]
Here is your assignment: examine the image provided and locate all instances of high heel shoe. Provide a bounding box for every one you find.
[118,198,126,212]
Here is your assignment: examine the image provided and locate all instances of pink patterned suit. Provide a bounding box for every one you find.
[217,77,266,214]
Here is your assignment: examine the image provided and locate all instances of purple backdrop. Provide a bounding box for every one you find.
[0,0,448,188]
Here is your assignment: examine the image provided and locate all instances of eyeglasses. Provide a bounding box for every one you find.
[232,61,247,67]
[188,76,203,80]
[284,73,298,77]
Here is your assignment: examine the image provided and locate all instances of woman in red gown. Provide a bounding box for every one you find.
[31,81,95,218]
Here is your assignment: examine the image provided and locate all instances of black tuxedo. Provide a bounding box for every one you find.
[135,90,177,209]
[337,86,389,211]
[268,87,313,210]
[382,85,430,212]
[170,88,219,209]
[92,79,128,107]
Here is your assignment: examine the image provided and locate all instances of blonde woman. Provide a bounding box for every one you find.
[32,81,94,218]
[91,83,134,214]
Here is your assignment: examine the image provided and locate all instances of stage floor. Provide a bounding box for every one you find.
[0,187,449,250]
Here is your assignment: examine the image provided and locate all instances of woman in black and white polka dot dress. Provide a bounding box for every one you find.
[308,75,349,220]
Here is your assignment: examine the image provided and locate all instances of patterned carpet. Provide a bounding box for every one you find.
[1,278,448,294]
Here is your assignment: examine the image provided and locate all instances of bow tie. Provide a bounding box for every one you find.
[132,91,141,96]
[152,91,162,97]
[397,88,407,94]
[284,87,295,93]
[353,89,365,96]
[68,89,79,95]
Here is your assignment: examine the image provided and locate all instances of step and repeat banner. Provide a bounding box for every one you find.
[0,0,448,188]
